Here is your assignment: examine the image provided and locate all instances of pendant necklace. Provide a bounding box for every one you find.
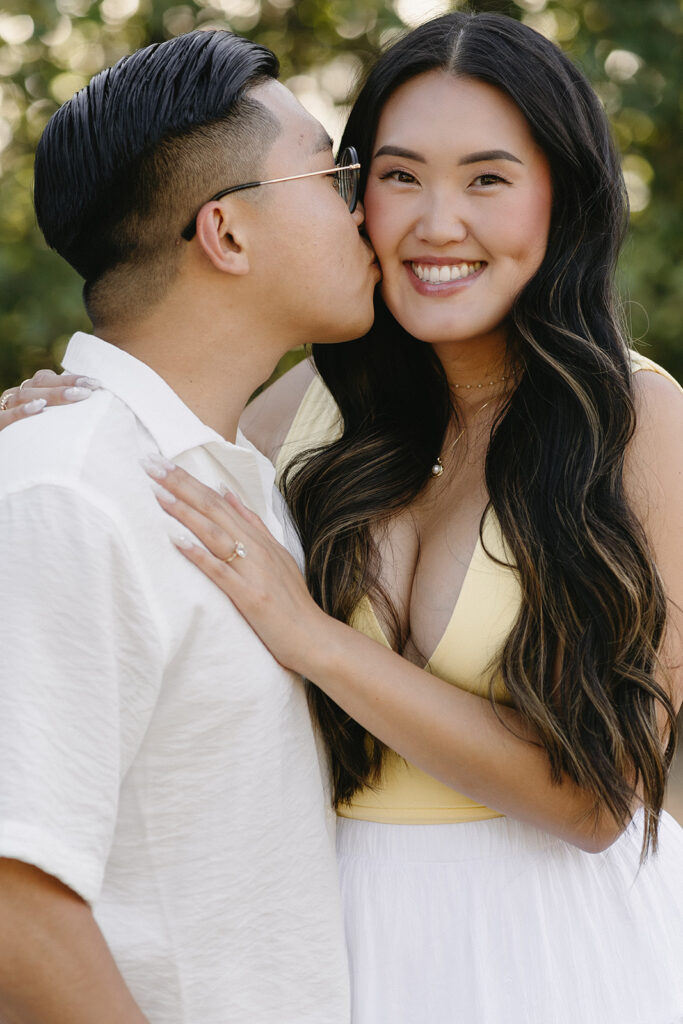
[430,368,521,478]
[430,399,492,477]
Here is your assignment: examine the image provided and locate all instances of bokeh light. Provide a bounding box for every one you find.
[605,48,642,81]
[0,14,35,45]
[393,0,451,27]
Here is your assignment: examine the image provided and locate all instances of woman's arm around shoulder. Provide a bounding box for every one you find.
[239,356,316,463]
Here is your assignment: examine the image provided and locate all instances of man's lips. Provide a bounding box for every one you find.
[362,240,381,277]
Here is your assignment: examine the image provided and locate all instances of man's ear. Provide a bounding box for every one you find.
[194,201,250,276]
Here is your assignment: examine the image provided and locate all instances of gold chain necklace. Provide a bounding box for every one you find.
[430,399,493,478]
[451,369,519,391]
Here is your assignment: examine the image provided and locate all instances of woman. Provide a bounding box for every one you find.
[4,12,683,1023]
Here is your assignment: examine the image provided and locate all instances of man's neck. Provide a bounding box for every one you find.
[97,314,282,443]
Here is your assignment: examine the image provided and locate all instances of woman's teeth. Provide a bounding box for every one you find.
[411,261,482,283]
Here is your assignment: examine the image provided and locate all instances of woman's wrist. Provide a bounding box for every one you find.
[296,610,349,685]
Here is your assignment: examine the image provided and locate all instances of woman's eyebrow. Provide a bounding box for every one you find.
[374,145,426,162]
[373,145,523,166]
[458,149,523,165]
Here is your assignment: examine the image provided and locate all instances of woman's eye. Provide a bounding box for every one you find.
[471,173,509,187]
[378,168,418,185]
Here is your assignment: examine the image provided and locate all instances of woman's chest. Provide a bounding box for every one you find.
[374,466,491,664]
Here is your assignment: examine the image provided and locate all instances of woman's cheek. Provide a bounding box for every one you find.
[362,189,392,254]
[516,177,552,266]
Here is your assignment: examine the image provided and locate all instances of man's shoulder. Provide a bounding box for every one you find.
[0,388,141,496]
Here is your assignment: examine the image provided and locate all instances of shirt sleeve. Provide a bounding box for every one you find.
[0,482,164,903]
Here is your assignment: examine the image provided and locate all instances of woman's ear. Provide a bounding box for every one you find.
[194,201,250,276]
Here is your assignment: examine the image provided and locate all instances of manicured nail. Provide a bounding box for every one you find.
[218,483,246,508]
[23,398,47,415]
[151,481,176,503]
[225,488,246,509]
[171,533,197,551]
[141,458,167,480]
[140,454,176,479]
[74,377,102,389]
[63,386,93,401]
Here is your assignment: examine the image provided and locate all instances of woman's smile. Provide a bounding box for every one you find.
[406,258,485,294]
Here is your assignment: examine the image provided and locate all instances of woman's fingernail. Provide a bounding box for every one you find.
[141,458,167,480]
[151,481,176,504]
[63,386,93,401]
[218,483,246,508]
[171,533,197,551]
[23,398,47,415]
[74,376,102,389]
[140,454,176,479]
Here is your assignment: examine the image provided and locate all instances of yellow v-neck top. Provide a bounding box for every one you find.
[274,352,681,824]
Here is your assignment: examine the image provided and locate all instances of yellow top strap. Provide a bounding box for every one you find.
[630,350,682,392]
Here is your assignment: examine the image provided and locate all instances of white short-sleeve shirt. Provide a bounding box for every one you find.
[0,333,348,1023]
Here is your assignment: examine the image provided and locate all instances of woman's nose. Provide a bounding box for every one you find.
[415,194,468,246]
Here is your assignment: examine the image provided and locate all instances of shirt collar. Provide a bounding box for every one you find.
[62,331,277,500]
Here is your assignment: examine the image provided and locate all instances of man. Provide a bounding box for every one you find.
[0,29,377,1023]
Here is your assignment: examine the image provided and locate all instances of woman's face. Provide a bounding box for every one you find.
[363,72,553,351]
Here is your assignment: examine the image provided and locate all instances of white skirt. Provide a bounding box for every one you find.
[337,811,683,1024]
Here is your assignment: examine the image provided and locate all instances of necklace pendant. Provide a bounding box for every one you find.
[430,459,444,477]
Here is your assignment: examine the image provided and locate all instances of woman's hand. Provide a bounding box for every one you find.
[0,371,99,430]
[141,456,329,675]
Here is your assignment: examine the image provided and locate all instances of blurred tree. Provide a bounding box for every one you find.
[0,0,681,389]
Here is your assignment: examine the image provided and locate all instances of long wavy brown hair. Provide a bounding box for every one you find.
[282,12,676,854]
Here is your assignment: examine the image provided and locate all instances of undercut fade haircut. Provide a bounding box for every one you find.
[34,30,280,325]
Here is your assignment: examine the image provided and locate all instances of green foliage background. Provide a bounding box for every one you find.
[0,0,681,389]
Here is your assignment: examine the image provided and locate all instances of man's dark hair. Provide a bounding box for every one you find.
[34,30,280,324]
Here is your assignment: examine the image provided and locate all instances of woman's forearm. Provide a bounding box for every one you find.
[302,611,627,851]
